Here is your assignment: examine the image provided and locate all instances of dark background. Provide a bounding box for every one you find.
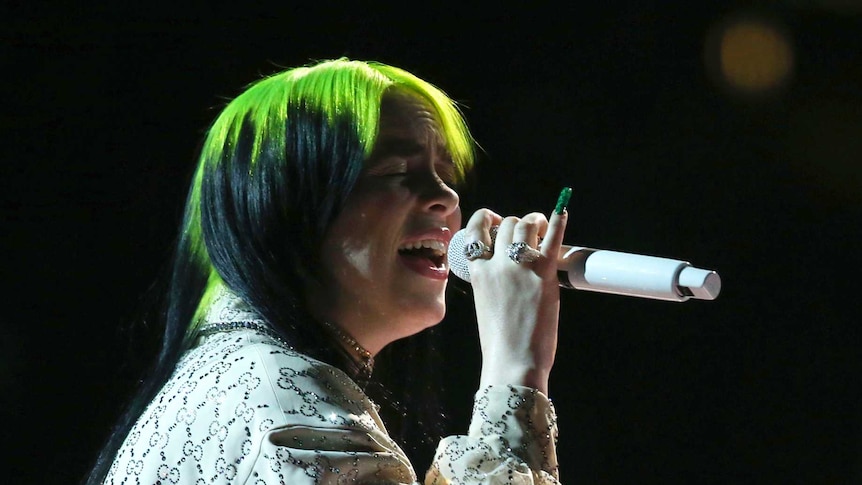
[3,2,861,484]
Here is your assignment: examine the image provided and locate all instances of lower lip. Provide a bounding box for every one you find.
[398,254,450,281]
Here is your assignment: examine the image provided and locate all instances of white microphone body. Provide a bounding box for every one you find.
[448,229,721,302]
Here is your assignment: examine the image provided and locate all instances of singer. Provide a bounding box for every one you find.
[84,58,568,484]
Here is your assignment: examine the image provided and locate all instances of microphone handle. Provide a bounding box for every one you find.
[557,246,721,301]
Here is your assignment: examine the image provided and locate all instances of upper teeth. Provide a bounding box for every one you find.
[398,239,447,255]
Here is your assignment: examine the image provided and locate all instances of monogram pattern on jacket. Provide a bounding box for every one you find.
[106,289,560,484]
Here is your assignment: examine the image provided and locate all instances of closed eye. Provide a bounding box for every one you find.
[366,158,408,177]
[435,160,457,187]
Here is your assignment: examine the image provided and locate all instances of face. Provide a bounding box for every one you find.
[306,90,462,353]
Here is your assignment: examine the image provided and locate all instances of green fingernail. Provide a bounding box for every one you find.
[555,187,572,214]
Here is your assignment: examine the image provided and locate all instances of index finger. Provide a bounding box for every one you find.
[463,208,503,256]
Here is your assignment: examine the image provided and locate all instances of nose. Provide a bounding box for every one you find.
[419,174,460,216]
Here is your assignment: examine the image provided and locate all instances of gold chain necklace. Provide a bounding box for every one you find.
[319,320,374,375]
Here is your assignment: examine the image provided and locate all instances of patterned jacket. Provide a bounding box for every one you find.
[106,290,560,484]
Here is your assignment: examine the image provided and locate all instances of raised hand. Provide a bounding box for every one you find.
[460,188,570,395]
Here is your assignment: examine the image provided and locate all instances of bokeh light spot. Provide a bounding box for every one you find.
[705,13,795,96]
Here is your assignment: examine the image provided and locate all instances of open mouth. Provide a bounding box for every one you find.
[397,239,447,269]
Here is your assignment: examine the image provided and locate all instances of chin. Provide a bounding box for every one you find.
[397,301,447,335]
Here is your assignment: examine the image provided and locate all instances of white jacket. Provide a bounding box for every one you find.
[106,290,560,484]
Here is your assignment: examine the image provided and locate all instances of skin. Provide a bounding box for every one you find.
[307,89,569,395]
[464,208,568,394]
[306,90,461,355]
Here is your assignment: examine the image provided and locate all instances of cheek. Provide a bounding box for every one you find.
[320,183,413,279]
[339,242,376,280]
[322,207,395,281]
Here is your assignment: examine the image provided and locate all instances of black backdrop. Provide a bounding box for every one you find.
[3,2,861,484]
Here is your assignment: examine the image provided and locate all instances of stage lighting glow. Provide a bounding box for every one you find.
[705,13,794,96]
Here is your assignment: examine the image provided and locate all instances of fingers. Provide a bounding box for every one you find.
[540,211,569,261]
[464,187,570,265]
[512,212,548,249]
[494,214,543,250]
[463,208,503,260]
[540,189,571,260]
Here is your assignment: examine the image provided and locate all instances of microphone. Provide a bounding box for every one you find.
[448,229,721,302]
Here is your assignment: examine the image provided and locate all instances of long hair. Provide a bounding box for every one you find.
[85,58,475,484]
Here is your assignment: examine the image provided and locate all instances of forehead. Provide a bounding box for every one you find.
[376,90,444,146]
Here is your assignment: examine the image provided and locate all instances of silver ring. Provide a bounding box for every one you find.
[464,240,493,261]
[506,242,541,264]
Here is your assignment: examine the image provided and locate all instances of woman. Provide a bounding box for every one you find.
[86,58,568,484]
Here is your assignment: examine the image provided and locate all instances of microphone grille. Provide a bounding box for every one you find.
[447,229,472,283]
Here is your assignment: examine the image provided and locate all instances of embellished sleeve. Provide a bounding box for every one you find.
[426,385,560,485]
[252,423,419,484]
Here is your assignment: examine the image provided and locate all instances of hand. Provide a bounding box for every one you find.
[461,202,568,395]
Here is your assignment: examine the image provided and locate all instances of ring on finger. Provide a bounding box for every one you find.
[464,240,493,261]
[506,241,541,264]
[489,225,499,243]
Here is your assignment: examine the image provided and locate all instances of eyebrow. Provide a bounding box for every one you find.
[369,138,426,160]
